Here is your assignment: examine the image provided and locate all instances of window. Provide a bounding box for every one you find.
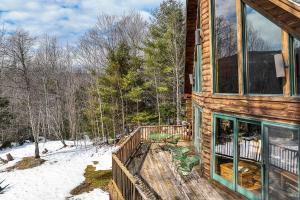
[294,38,300,95]
[213,0,238,93]
[237,121,261,197]
[245,5,283,94]
[194,42,202,93]
[193,104,202,153]
[194,7,202,93]
[264,124,299,199]
[213,115,262,199]
[213,113,300,199]
[214,117,234,183]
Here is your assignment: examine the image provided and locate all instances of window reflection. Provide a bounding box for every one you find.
[214,0,238,93]
[238,122,262,196]
[295,38,300,95]
[266,126,299,199]
[215,118,234,182]
[246,5,283,94]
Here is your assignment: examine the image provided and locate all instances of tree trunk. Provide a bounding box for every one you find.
[154,75,161,125]
[34,140,40,159]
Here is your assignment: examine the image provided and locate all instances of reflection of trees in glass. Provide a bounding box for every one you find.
[214,13,238,93]
[246,6,283,94]
[247,22,270,52]
[215,16,237,59]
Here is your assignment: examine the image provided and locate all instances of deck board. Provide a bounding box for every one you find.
[139,143,227,200]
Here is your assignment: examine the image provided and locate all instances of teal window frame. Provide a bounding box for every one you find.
[211,0,239,95]
[192,103,202,153]
[241,2,285,97]
[194,43,202,93]
[212,113,262,200]
[262,121,300,200]
[194,5,202,94]
[290,35,300,96]
[212,112,300,200]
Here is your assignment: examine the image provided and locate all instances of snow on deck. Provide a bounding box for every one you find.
[0,141,112,200]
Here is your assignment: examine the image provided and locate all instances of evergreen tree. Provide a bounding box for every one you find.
[144,0,186,125]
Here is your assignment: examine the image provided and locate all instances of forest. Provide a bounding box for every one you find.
[0,0,186,158]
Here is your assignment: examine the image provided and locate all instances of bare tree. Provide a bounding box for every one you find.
[6,29,40,158]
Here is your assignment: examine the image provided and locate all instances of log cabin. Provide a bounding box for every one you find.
[185,0,300,199]
[110,1,300,200]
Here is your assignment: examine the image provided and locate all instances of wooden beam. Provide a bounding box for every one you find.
[282,31,290,96]
[236,0,244,95]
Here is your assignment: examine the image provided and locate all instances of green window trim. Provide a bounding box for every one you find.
[212,112,300,200]
[192,103,202,153]
[212,0,297,97]
[290,35,300,97]
[242,2,285,96]
[194,3,202,94]
[211,0,239,95]
[261,121,300,200]
[195,43,202,93]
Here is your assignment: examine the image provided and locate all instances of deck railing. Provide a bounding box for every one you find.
[111,125,190,200]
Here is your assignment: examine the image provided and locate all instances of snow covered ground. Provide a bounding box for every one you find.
[0,140,113,200]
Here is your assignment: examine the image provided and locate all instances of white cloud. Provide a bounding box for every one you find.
[0,0,185,45]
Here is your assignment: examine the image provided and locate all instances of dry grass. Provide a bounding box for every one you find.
[92,161,99,165]
[70,165,112,195]
[7,157,45,171]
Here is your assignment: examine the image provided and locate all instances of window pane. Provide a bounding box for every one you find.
[238,122,262,196]
[246,6,283,94]
[193,107,202,153]
[214,0,238,93]
[295,38,300,95]
[265,125,299,199]
[215,118,234,182]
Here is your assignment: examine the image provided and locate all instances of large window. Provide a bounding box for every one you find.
[213,0,238,93]
[213,114,300,200]
[264,124,299,199]
[245,5,283,94]
[294,38,300,95]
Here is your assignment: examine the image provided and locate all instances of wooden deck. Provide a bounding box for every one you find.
[139,143,229,200]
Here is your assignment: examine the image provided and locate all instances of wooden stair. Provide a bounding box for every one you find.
[134,175,160,200]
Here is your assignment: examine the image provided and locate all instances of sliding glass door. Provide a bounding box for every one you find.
[263,123,299,200]
[237,121,262,199]
[213,114,262,199]
[213,115,236,190]
[213,114,300,199]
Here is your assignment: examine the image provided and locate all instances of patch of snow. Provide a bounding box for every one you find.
[0,141,113,200]
[68,189,109,200]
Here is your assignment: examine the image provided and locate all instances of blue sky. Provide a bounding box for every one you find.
[0,0,184,45]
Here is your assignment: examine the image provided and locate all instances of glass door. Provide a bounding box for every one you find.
[263,123,299,200]
[213,115,236,189]
[236,120,262,200]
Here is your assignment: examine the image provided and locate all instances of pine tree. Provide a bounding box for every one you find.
[144,0,186,125]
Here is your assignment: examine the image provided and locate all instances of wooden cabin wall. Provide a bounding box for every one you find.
[191,0,300,180]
